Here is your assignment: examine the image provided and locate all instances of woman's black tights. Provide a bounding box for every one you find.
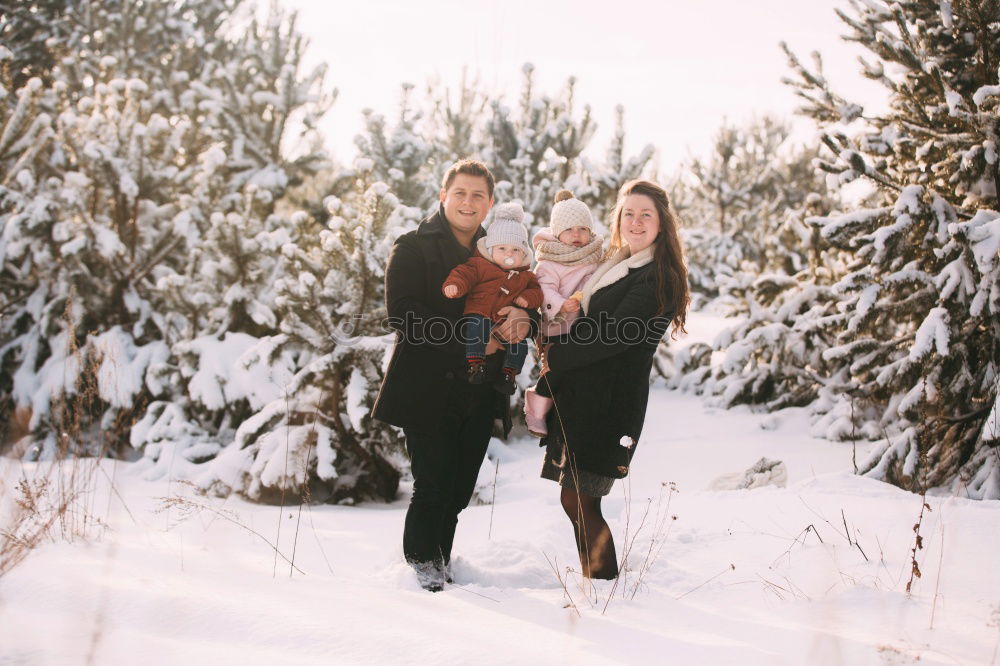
[559,487,618,579]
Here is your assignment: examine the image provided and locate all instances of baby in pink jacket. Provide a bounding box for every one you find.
[524,190,604,437]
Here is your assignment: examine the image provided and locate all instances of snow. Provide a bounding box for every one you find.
[183,333,294,412]
[908,307,950,361]
[973,84,1000,108]
[1,317,995,663]
[983,393,999,443]
[2,380,997,665]
[345,367,368,432]
[939,1,954,28]
[91,328,169,408]
[944,89,964,115]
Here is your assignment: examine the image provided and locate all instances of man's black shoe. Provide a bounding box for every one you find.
[467,362,487,384]
[494,371,516,395]
[412,560,446,592]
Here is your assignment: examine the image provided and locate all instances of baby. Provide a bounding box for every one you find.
[443,202,544,395]
[524,190,604,436]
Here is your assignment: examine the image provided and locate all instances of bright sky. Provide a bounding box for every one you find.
[279,0,884,173]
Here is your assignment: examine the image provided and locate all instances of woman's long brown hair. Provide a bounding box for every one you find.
[607,180,690,338]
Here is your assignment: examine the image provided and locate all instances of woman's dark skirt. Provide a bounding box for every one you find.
[539,427,615,497]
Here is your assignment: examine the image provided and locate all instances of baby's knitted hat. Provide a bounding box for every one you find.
[478,202,533,266]
[550,189,594,238]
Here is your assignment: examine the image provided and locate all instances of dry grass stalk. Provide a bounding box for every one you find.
[905,494,931,596]
[156,490,306,576]
[1,303,127,577]
[677,563,736,600]
[543,552,581,617]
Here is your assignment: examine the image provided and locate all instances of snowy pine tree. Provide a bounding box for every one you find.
[0,0,73,90]
[679,116,837,310]
[0,1,336,482]
[354,83,436,210]
[425,69,488,169]
[577,104,655,230]
[484,64,596,228]
[687,0,1000,498]
[198,166,415,503]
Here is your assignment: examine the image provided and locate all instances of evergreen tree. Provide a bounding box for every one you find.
[0,1,335,476]
[354,83,436,210]
[577,104,655,229]
[0,0,81,90]
[687,0,1000,498]
[425,69,488,169]
[198,166,413,503]
[484,64,595,228]
[679,116,837,310]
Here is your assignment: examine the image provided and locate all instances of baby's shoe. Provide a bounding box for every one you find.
[494,367,517,395]
[467,360,487,384]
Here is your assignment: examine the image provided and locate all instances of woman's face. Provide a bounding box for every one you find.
[619,194,660,254]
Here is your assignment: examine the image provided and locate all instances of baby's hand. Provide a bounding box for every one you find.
[443,284,459,298]
[514,296,528,308]
[560,298,581,313]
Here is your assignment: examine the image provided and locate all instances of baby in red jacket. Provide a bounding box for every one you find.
[443,202,543,395]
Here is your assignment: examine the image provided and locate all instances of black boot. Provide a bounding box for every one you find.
[411,560,446,592]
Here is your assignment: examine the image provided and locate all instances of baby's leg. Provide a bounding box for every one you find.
[503,339,528,373]
[492,339,526,395]
[464,315,490,383]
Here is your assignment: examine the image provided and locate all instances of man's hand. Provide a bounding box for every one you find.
[443,284,459,298]
[514,296,528,308]
[485,336,504,355]
[492,306,532,344]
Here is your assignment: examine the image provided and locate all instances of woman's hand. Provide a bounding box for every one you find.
[514,296,528,308]
[443,284,459,298]
[492,306,532,344]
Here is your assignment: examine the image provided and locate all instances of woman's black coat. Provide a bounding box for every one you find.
[541,261,671,478]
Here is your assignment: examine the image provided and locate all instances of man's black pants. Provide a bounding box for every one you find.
[402,379,495,570]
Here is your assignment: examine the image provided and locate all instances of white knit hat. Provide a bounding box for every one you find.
[550,189,594,238]
[477,202,533,266]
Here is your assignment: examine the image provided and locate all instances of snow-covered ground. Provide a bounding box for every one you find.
[1,314,998,665]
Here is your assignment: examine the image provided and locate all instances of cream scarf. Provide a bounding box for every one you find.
[580,245,655,314]
[534,235,604,266]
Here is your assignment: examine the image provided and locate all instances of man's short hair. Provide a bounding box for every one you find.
[441,159,495,199]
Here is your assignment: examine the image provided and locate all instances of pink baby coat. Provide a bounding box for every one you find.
[532,229,600,338]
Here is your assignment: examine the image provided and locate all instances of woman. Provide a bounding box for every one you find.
[538,179,689,579]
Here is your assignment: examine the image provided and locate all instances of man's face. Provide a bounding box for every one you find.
[440,173,493,234]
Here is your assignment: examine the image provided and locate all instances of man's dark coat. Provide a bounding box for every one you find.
[372,206,536,435]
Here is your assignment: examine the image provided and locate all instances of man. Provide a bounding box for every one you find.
[372,159,536,591]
